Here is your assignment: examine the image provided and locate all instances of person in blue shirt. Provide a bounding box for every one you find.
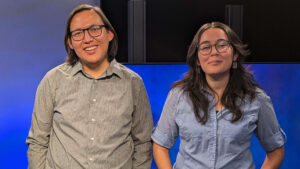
[151,22,285,169]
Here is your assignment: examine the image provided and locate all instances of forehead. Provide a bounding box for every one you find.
[70,10,103,30]
[199,28,228,43]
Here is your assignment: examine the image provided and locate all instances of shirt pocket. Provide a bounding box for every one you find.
[177,111,208,140]
[220,111,257,142]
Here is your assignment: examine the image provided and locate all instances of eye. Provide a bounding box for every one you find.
[72,31,82,37]
[90,26,101,33]
[216,41,230,49]
[200,45,211,51]
[217,44,227,48]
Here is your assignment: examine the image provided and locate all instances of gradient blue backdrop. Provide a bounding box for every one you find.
[0,1,299,169]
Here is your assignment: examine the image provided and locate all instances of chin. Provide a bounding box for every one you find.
[209,70,230,77]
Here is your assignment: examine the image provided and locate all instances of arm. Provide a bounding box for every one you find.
[153,142,172,169]
[261,146,284,169]
[151,88,180,169]
[254,92,286,169]
[131,78,153,169]
[26,75,54,169]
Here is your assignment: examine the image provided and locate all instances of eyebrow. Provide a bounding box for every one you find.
[70,24,97,32]
[199,38,228,45]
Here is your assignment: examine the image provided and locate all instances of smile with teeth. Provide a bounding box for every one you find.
[84,46,97,51]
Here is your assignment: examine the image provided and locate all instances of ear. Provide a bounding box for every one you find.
[196,59,200,66]
[68,38,74,50]
[233,53,238,61]
[107,30,114,42]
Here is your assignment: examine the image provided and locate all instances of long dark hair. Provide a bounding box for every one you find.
[64,4,118,66]
[172,22,260,124]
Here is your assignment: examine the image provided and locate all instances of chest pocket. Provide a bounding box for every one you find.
[176,109,209,140]
[219,110,258,142]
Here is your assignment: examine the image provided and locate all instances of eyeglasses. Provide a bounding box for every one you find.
[70,25,107,41]
[198,40,231,55]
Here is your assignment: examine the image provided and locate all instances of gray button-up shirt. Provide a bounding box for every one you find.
[152,87,285,169]
[26,59,153,169]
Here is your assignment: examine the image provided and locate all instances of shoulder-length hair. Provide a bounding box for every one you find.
[64,4,118,66]
[172,22,259,124]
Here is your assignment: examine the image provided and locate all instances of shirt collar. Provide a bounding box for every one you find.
[105,59,124,78]
[199,84,214,96]
[70,61,83,76]
[69,59,124,79]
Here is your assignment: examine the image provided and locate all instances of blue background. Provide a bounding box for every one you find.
[0,0,299,168]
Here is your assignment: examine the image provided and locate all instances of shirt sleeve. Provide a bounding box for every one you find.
[254,93,285,152]
[26,73,55,169]
[131,77,153,169]
[151,88,180,149]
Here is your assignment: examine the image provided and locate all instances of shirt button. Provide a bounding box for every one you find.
[92,99,96,102]
[90,137,94,141]
[91,118,95,122]
[89,158,93,161]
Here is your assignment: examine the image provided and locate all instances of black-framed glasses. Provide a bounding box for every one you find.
[70,25,107,41]
[198,39,231,55]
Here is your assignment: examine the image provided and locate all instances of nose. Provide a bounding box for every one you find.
[83,30,93,43]
[210,45,218,55]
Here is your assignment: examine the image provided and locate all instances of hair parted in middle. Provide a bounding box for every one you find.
[64,4,118,66]
[172,22,260,124]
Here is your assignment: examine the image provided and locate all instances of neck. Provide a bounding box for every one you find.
[206,72,230,111]
[82,59,110,78]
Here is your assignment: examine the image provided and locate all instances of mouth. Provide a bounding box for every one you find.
[84,45,98,51]
[83,45,98,54]
[209,60,222,65]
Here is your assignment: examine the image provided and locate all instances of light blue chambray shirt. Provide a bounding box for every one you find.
[151,87,285,169]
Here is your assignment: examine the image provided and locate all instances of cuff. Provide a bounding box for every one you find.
[151,127,175,149]
[260,129,286,152]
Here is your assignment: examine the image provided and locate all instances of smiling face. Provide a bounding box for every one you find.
[68,10,114,69]
[197,28,237,78]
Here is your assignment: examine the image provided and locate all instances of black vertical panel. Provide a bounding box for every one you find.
[101,0,128,63]
[225,4,243,40]
[128,0,146,64]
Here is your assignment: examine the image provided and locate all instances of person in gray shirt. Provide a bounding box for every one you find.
[152,22,285,169]
[26,4,153,169]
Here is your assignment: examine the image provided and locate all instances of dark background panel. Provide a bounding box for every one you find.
[146,0,226,63]
[101,0,128,63]
[243,0,300,62]
[145,0,300,63]
[99,0,300,63]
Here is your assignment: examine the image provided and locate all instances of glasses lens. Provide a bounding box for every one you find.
[88,25,102,37]
[71,30,84,41]
[216,41,230,53]
[199,43,211,55]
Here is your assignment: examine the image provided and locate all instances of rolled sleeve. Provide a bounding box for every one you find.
[259,130,285,152]
[151,88,181,149]
[255,93,286,152]
[152,127,176,149]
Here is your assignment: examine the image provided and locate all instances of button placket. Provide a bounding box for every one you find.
[87,79,97,164]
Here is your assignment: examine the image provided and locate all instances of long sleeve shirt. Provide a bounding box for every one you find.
[26,59,153,169]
